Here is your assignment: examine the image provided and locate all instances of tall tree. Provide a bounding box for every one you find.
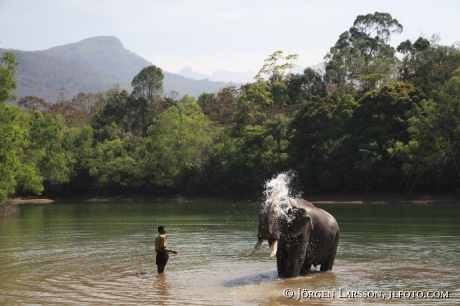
[354,82,422,191]
[0,105,42,200]
[92,88,130,134]
[27,111,70,187]
[406,69,460,187]
[200,86,241,125]
[63,125,94,192]
[0,52,44,200]
[287,96,338,192]
[287,68,327,103]
[397,36,460,98]
[324,12,403,94]
[0,51,18,104]
[88,130,144,192]
[255,50,298,82]
[131,65,164,104]
[145,96,216,192]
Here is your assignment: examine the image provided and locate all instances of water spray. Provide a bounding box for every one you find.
[262,172,298,219]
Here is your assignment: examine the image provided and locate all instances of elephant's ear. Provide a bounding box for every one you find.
[298,208,315,232]
[299,207,314,231]
[287,207,313,237]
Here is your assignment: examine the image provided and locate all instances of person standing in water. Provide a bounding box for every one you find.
[155,225,177,273]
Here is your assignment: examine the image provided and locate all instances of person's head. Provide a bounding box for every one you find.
[158,225,166,234]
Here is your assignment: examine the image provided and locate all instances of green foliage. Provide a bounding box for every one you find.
[3,13,460,200]
[287,96,338,191]
[200,86,241,125]
[88,131,145,192]
[27,111,70,186]
[234,81,274,127]
[287,68,327,103]
[352,82,422,189]
[0,51,18,103]
[255,50,298,82]
[0,104,43,200]
[131,65,164,104]
[0,52,45,200]
[63,125,94,191]
[355,82,420,145]
[0,104,26,200]
[197,92,216,108]
[93,89,130,130]
[327,94,357,138]
[145,96,216,192]
[398,36,460,98]
[324,12,402,95]
[208,114,291,195]
[406,70,460,187]
[92,87,152,136]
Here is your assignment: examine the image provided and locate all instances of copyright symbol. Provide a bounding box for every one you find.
[283,288,295,299]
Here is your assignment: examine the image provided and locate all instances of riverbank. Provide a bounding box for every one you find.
[4,192,460,205]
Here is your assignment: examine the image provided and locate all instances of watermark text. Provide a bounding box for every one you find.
[282,288,450,301]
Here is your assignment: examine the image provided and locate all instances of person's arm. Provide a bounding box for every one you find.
[161,246,177,254]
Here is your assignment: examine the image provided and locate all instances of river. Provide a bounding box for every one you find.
[1,201,459,305]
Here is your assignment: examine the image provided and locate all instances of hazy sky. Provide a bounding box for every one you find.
[1,0,459,75]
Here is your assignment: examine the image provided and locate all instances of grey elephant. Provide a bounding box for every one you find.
[248,197,340,278]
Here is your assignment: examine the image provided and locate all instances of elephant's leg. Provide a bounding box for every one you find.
[284,253,303,277]
[300,258,311,275]
[276,252,286,277]
[283,236,309,278]
[276,240,288,277]
[320,235,339,271]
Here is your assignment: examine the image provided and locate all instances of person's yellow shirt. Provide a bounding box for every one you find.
[155,234,168,252]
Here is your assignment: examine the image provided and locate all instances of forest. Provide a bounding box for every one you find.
[1,12,460,202]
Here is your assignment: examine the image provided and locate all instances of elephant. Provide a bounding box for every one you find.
[248,197,340,278]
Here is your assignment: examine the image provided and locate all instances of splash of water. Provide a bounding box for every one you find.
[263,172,296,217]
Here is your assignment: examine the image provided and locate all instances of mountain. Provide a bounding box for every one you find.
[42,36,151,83]
[178,66,210,81]
[4,36,229,102]
[178,66,255,84]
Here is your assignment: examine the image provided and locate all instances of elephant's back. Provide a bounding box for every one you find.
[309,206,340,246]
[292,198,316,209]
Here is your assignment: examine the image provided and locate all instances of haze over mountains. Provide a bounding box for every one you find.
[176,65,315,83]
[3,36,232,102]
[178,66,256,84]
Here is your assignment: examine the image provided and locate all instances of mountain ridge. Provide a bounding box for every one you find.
[4,36,230,102]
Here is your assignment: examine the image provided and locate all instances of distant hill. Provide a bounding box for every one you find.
[9,50,125,102]
[3,36,229,102]
[42,36,151,83]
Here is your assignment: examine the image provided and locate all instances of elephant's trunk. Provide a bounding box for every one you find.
[270,240,278,257]
[247,239,263,256]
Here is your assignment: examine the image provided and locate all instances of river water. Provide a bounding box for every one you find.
[1,201,459,305]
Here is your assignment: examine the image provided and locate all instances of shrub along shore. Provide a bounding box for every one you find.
[5,191,460,205]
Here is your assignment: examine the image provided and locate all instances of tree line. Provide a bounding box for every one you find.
[1,12,460,202]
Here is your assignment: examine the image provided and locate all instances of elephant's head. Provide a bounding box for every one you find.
[248,198,314,257]
[280,206,314,238]
[278,205,315,278]
[248,203,280,257]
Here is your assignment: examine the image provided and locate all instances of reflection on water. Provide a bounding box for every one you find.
[153,274,170,305]
[0,202,459,305]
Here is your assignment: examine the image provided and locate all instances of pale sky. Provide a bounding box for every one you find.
[1,0,459,75]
